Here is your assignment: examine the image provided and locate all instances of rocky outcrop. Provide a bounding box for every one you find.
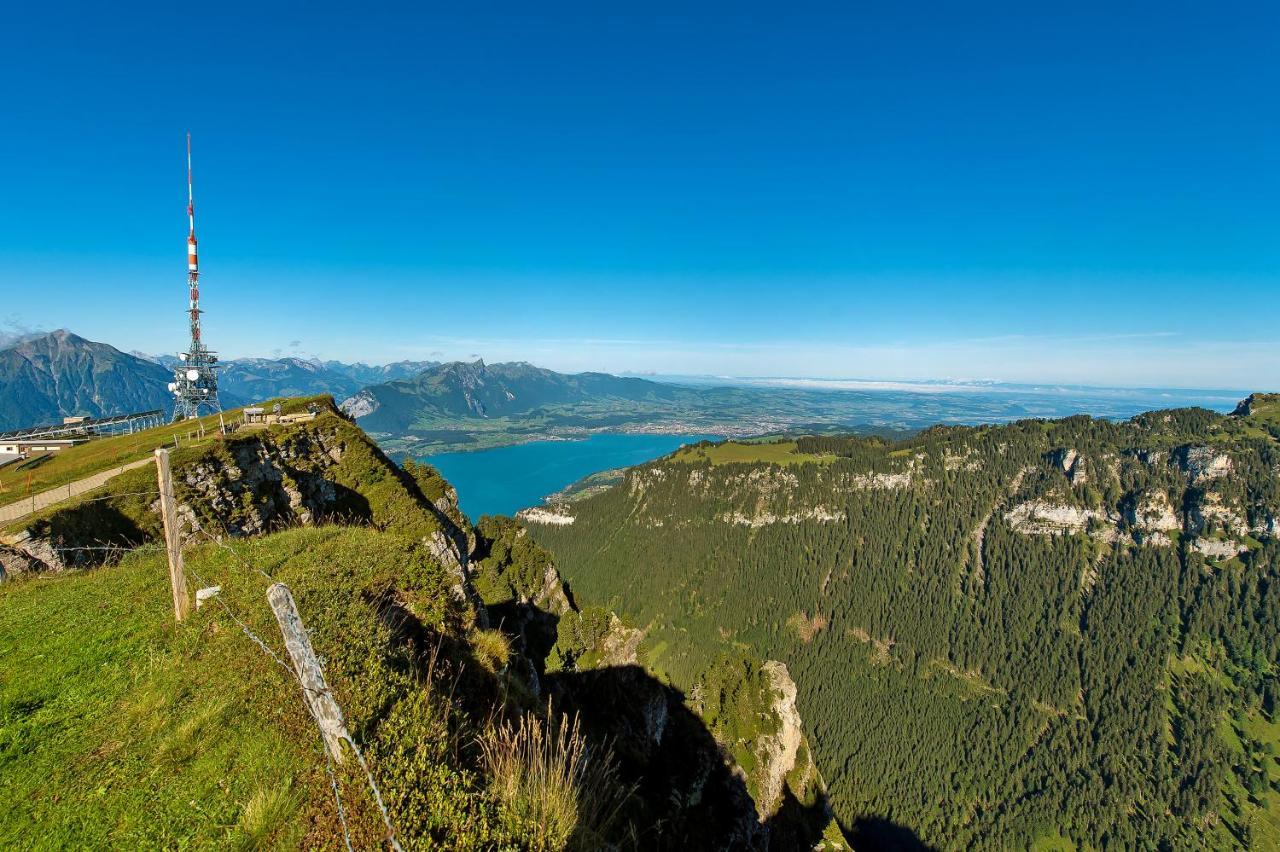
[1176,446,1233,483]
[1005,500,1118,541]
[594,612,645,667]
[1124,491,1180,543]
[751,661,807,820]
[845,471,913,491]
[0,539,51,580]
[533,560,572,617]
[425,529,488,628]
[1191,537,1247,560]
[517,506,575,526]
[720,506,844,527]
[175,428,349,539]
[338,389,378,419]
[1186,491,1249,536]
[1052,448,1089,485]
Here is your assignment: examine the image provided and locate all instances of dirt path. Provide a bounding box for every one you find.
[0,458,154,527]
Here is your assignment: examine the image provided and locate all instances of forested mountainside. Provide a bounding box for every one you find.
[526,393,1280,850]
[0,398,846,849]
[0,330,173,430]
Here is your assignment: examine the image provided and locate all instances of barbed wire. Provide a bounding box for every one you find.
[344,733,405,852]
[185,556,400,850]
[325,739,355,852]
[1,488,162,510]
[184,564,298,682]
[42,543,164,555]
[187,517,275,582]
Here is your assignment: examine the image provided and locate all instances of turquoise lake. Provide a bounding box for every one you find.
[422,433,720,519]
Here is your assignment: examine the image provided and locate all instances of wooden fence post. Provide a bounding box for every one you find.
[267,582,349,762]
[154,449,190,622]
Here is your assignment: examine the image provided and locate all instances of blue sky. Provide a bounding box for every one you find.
[1,2,1276,388]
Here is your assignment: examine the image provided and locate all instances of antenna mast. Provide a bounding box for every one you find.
[170,133,221,421]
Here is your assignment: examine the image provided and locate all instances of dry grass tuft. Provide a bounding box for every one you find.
[469,628,512,673]
[236,781,303,850]
[479,708,633,850]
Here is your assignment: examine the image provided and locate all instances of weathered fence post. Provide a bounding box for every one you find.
[154,448,190,622]
[267,582,350,762]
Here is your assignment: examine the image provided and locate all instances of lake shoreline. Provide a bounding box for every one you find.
[417,432,723,518]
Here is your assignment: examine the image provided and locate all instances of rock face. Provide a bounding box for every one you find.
[174,429,348,539]
[1052,448,1089,485]
[720,507,845,527]
[1187,492,1248,536]
[750,661,808,820]
[517,506,575,526]
[1125,491,1180,535]
[425,529,488,628]
[0,542,48,581]
[1005,500,1117,540]
[1177,446,1233,483]
[338,389,378,419]
[1191,538,1247,560]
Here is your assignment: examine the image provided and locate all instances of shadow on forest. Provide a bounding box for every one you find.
[548,663,836,851]
[843,815,935,851]
[479,594,839,850]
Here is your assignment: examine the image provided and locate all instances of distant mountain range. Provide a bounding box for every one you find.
[342,359,1253,456]
[0,331,173,431]
[1,331,1252,450]
[140,354,436,404]
[0,331,435,432]
[341,359,684,433]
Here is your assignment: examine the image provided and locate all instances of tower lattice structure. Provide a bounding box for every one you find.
[170,133,221,421]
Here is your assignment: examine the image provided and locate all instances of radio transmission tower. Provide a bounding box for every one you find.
[170,133,221,421]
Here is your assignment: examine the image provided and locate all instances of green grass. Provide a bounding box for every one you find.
[1168,653,1234,690]
[1030,831,1078,852]
[0,396,332,509]
[0,525,531,849]
[1244,393,1280,426]
[0,539,317,848]
[669,440,835,466]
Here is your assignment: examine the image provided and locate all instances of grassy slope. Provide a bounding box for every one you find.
[0,396,331,509]
[669,440,835,466]
[0,526,512,849]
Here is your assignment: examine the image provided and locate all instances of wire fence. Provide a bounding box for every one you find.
[182,530,403,851]
[4,453,404,849]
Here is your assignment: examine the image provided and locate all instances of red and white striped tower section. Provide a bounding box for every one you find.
[170,133,221,421]
[187,133,201,343]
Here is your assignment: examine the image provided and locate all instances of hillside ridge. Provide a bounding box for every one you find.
[0,399,847,850]
[527,397,1280,850]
